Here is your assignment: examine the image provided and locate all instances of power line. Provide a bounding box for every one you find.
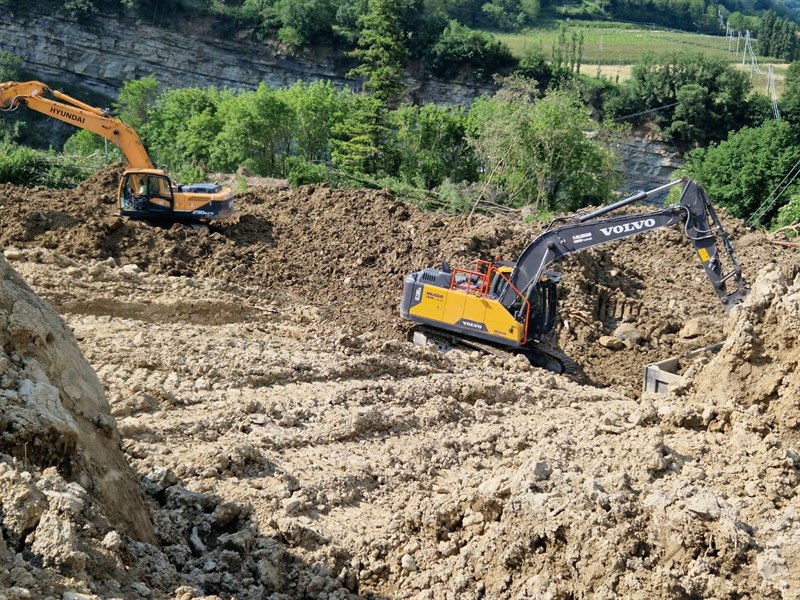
[613,101,680,121]
[725,20,779,119]
[747,158,800,226]
[767,63,781,120]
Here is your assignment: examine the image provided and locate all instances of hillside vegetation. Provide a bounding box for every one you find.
[5,0,800,230]
[500,20,789,93]
[12,0,800,59]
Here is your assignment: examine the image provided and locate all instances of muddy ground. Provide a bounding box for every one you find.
[0,169,799,599]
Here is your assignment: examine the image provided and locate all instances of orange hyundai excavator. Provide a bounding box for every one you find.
[0,80,234,221]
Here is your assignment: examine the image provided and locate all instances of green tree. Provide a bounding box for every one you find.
[279,80,341,162]
[551,26,585,75]
[211,83,293,175]
[612,52,756,148]
[779,61,800,128]
[516,44,553,88]
[757,10,798,60]
[348,0,410,103]
[775,192,800,228]
[0,52,22,81]
[142,87,225,172]
[466,77,618,211]
[552,24,567,70]
[115,75,160,130]
[332,0,370,44]
[385,103,478,188]
[240,0,281,27]
[177,108,225,171]
[330,94,384,174]
[63,129,123,163]
[275,0,337,48]
[727,11,758,32]
[568,30,584,74]
[63,0,97,18]
[685,119,800,225]
[663,83,709,147]
[425,20,516,80]
[519,0,540,26]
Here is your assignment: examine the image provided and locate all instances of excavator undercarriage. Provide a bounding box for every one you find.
[407,324,577,374]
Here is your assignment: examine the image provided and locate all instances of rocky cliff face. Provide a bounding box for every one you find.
[0,11,683,191]
[0,11,491,105]
[615,136,685,194]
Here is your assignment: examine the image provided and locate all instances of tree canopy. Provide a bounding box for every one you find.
[685,119,800,225]
[606,52,760,149]
[466,77,618,212]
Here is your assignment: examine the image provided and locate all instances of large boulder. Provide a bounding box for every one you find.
[0,254,154,543]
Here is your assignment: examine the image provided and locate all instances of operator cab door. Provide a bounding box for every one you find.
[121,173,174,216]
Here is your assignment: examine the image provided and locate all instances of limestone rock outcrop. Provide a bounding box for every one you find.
[0,254,155,543]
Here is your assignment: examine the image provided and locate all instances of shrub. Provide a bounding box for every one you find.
[286,157,328,187]
[0,142,40,185]
[425,21,517,80]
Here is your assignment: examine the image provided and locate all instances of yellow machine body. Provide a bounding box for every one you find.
[406,284,526,345]
[118,170,234,219]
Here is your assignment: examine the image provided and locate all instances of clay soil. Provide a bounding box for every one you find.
[1,168,799,599]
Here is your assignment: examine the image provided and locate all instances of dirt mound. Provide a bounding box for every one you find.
[0,169,784,394]
[686,262,800,447]
[0,253,153,541]
[5,251,798,598]
[0,253,366,599]
[0,253,155,595]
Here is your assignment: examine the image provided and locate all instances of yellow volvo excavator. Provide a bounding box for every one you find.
[0,80,234,221]
[400,178,750,373]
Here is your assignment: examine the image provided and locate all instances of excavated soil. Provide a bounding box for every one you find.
[0,167,799,599]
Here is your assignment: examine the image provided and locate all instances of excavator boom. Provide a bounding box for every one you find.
[1,81,153,168]
[500,178,749,309]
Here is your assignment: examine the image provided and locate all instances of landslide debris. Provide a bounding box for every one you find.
[1,168,799,599]
[0,168,783,394]
[0,253,154,596]
[4,249,800,599]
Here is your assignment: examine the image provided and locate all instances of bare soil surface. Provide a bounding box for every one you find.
[1,168,799,599]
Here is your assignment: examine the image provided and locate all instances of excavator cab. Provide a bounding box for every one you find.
[119,169,234,220]
[120,171,174,216]
[488,263,514,298]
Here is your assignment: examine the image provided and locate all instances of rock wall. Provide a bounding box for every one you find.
[0,253,155,544]
[0,11,491,105]
[615,136,685,195]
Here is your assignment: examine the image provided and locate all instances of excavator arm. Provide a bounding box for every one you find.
[499,178,749,311]
[0,81,153,169]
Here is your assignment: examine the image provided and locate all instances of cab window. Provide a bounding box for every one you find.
[146,176,172,199]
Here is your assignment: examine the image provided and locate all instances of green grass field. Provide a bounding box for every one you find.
[498,25,741,65]
[497,22,787,94]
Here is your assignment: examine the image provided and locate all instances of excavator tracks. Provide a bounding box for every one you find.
[408,325,577,376]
